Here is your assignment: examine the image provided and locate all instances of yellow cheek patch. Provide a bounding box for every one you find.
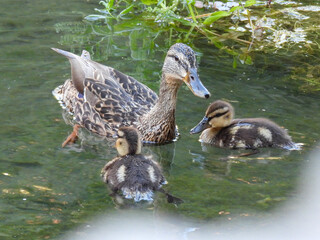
[116,139,129,156]
[183,71,190,83]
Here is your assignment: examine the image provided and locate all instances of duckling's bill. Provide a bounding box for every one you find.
[190,116,210,134]
[183,68,211,99]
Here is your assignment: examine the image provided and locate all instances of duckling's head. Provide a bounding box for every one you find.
[190,100,234,134]
[115,127,142,156]
[162,43,210,99]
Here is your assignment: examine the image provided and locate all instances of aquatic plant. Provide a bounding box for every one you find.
[83,0,320,68]
[85,0,258,67]
[54,0,320,92]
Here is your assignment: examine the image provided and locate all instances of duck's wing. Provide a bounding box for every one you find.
[74,97,111,136]
[104,68,158,107]
[81,78,151,134]
[52,48,158,106]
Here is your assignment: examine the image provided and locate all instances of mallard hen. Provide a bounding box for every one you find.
[52,43,210,146]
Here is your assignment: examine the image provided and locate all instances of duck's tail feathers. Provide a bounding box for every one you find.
[158,188,184,205]
[51,48,77,59]
[121,187,154,202]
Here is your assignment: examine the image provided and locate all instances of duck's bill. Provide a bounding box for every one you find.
[190,116,210,134]
[183,68,211,99]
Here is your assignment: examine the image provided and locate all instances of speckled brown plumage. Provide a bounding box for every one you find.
[191,100,299,150]
[52,43,210,144]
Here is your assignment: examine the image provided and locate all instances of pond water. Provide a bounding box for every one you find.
[0,0,319,239]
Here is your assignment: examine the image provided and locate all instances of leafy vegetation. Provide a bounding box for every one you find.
[85,0,258,67]
[54,1,320,92]
[80,0,320,91]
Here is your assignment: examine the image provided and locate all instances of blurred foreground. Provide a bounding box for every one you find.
[63,144,320,240]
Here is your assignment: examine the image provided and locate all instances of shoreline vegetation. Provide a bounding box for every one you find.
[55,0,320,92]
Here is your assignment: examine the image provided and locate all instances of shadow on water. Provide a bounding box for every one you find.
[0,0,319,239]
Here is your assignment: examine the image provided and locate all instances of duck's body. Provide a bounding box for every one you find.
[101,127,181,203]
[190,100,298,150]
[102,154,166,202]
[52,44,210,145]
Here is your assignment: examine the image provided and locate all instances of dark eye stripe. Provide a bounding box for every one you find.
[168,54,179,62]
[168,54,188,70]
[208,111,228,121]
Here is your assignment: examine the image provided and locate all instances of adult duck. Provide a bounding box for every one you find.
[52,43,210,146]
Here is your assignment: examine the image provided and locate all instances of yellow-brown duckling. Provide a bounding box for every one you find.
[190,100,300,150]
[101,127,182,203]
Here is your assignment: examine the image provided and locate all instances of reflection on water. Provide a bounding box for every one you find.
[0,0,320,239]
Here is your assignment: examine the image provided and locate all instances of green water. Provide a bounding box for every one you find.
[0,0,319,239]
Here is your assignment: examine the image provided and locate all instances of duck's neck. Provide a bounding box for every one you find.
[157,74,182,109]
[138,74,182,143]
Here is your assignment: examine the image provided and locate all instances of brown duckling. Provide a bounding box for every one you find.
[101,127,182,203]
[190,100,300,150]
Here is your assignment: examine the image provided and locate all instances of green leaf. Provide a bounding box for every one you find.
[85,14,106,21]
[229,6,243,13]
[233,57,237,69]
[210,38,223,49]
[244,0,256,7]
[99,0,114,10]
[203,11,231,25]
[186,0,195,4]
[239,54,253,65]
[118,4,134,17]
[141,0,157,5]
[245,55,253,65]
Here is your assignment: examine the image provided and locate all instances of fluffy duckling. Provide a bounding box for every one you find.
[190,100,299,150]
[101,127,182,203]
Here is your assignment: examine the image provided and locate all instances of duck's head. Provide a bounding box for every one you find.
[190,100,234,134]
[162,43,211,99]
[115,127,142,156]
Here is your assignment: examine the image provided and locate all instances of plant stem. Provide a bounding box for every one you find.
[187,3,197,24]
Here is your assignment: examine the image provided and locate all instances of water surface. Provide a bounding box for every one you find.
[0,0,319,239]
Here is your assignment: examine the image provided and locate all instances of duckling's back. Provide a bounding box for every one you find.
[214,118,296,149]
[101,155,166,202]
